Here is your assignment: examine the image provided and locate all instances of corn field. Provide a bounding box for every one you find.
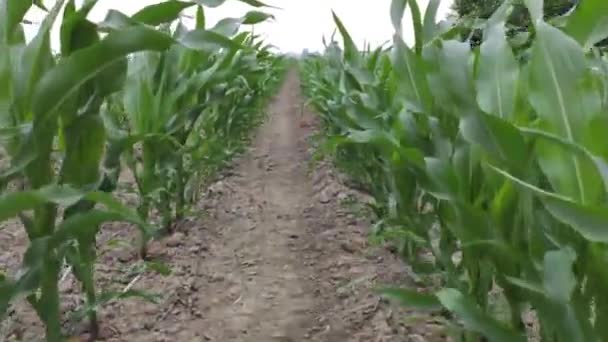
[0,0,285,340]
[301,0,608,341]
[4,0,608,341]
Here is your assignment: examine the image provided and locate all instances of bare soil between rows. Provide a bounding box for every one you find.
[1,71,446,342]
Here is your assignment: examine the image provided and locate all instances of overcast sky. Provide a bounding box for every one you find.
[25,0,453,53]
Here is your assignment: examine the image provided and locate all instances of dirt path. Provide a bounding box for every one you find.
[2,70,444,342]
[193,70,316,341]
[183,70,442,342]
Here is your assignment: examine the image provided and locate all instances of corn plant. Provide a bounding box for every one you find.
[0,1,154,339]
[0,0,280,340]
[301,0,608,340]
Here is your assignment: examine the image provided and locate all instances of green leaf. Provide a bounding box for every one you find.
[424,40,476,115]
[543,248,577,303]
[132,1,197,26]
[180,29,242,50]
[346,128,399,149]
[0,185,147,229]
[506,274,591,341]
[491,166,608,243]
[145,260,172,276]
[476,2,518,120]
[520,127,608,194]
[98,9,137,31]
[60,0,99,55]
[84,191,148,229]
[0,186,83,221]
[505,276,546,297]
[0,239,51,314]
[49,210,123,247]
[208,10,273,37]
[60,115,106,189]
[195,0,274,8]
[565,0,608,49]
[210,17,241,36]
[527,20,593,203]
[543,197,608,244]
[0,124,30,143]
[460,113,527,170]
[33,26,174,125]
[391,35,431,113]
[13,0,63,116]
[194,0,224,6]
[378,287,441,310]
[437,288,526,342]
[407,0,423,55]
[331,11,359,64]
[390,0,407,34]
[0,0,33,44]
[422,0,440,42]
[196,5,205,29]
[242,10,274,25]
[424,157,460,201]
[237,0,276,8]
[0,281,16,316]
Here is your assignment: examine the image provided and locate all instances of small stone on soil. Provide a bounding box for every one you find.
[166,232,185,247]
[319,191,332,204]
[340,242,356,254]
[209,273,225,282]
[409,334,426,342]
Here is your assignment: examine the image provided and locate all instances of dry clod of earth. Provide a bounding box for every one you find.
[0,70,445,341]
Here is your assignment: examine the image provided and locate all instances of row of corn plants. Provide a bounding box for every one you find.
[0,0,285,341]
[103,11,286,257]
[301,0,608,340]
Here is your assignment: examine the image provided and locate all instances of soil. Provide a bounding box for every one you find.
[0,70,447,342]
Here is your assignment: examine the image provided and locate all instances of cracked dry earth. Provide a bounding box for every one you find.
[1,70,447,341]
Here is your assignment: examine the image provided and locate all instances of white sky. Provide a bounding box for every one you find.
[26,0,453,53]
